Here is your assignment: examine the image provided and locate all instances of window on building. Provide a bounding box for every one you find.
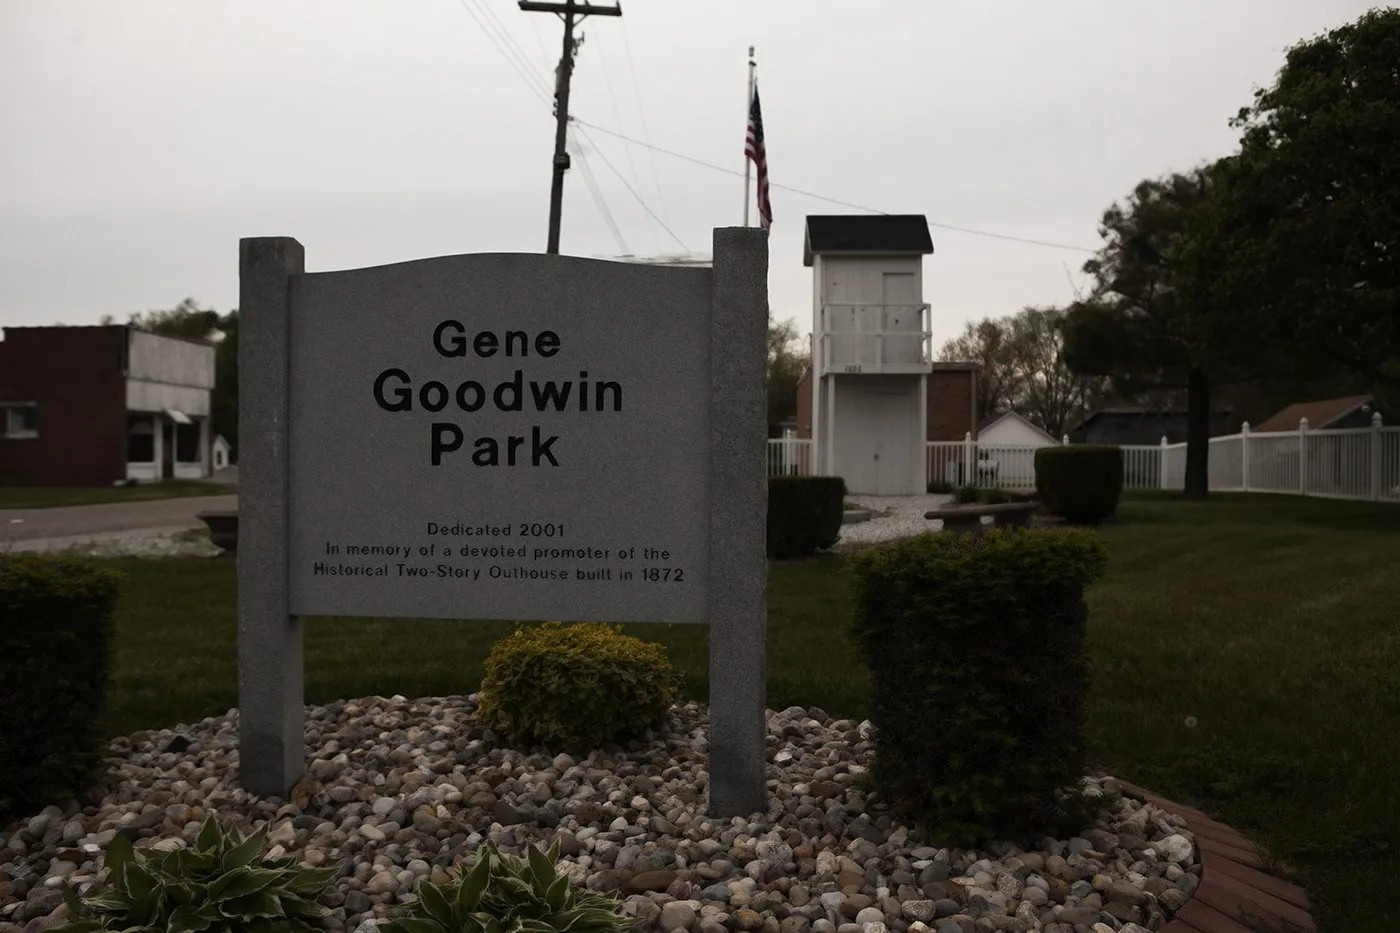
[127,416,154,462]
[176,422,201,463]
[1,403,37,439]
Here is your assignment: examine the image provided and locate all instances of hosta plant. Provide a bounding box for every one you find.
[50,815,341,932]
[381,839,636,933]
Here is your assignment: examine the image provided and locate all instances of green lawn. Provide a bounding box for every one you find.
[86,493,1399,932]
[0,480,237,509]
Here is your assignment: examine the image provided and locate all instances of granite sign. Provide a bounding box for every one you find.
[286,251,714,623]
[238,230,768,817]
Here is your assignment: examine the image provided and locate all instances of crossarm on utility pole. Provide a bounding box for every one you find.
[519,1,622,12]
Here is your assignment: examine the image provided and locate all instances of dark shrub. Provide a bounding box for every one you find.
[767,475,846,559]
[926,480,954,495]
[946,481,1013,504]
[1034,445,1124,524]
[952,486,1013,506]
[952,485,981,504]
[848,528,1108,845]
[0,554,123,822]
[477,622,683,750]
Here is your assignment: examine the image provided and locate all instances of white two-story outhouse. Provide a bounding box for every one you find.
[804,215,935,495]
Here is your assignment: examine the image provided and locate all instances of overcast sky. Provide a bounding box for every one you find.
[0,1,1380,348]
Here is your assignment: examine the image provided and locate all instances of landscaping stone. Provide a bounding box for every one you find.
[0,698,1203,932]
[831,495,952,550]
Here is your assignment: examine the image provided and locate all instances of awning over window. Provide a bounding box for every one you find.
[165,409,192,425]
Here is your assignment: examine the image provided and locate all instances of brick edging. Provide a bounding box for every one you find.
[1114,780,1316,933]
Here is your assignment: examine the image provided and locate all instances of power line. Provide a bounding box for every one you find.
[573,118,1099,254]
[570,127,630,255]
[619,20,671,227]
[450,0,1096,256]
[526,15,551,71]
[591,29,657,252]
[453,0,551,107]
[574,125,689,252]
[472,0,550,95]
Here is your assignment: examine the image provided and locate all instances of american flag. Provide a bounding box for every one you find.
[745,84,772,231]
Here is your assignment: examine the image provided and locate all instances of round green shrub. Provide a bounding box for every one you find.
[1034,445,1124,524]
[477,622,684,749]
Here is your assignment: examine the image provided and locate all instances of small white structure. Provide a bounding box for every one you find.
[125,329,216,482]
[212,434,232,469]
[978,411,1058,448]
[805,215,935,495]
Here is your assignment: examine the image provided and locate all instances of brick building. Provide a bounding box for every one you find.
[0,325,216,487]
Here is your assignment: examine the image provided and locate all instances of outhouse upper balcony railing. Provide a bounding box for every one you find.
[817,303,933,375]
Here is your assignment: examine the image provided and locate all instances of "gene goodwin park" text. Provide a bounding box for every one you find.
[371,321,625,467]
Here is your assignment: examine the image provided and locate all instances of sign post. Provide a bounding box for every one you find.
[237,229,769,817]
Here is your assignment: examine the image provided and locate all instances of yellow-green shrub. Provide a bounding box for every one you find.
[477,622,683,749]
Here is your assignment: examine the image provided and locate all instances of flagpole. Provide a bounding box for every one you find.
[743,46,755,228]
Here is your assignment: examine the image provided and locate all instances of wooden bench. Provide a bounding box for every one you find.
[924,500,1039,534]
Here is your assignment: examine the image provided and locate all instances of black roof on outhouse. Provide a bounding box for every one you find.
[803,215,934,266]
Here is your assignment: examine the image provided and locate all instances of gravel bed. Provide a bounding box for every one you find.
[0,527,220,559]
[0,697,1200,933]
[833,496,951,550]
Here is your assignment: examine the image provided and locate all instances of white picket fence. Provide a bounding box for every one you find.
[1157,415,1400,502]
[766,413,1400,503]
[767,438,814,477]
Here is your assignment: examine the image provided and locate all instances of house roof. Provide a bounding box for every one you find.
[1070,407,1233,432]
[1254,394,1373,433]
[1,323,216,348]
[1071,408,1181,432]
[978,410,1059,444]
[803,215,934,266]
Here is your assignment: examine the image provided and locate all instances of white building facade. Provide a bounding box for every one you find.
[124,329,216,481]
[805,215,935,495]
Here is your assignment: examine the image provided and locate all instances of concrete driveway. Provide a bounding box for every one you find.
[0,494,237,543]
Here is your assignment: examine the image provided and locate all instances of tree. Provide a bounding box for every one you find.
[938,318,1017,424]
[126,299,240,457]
[210,312,238,457]
[128,298,222,340]
[939,308,1104,436]
[1062,167,1270,499]
[767,315,808,437]
[1189,8,1400,389]
[1003,306,1105,438]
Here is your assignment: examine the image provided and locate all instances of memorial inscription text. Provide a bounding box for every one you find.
[311,521,684,585]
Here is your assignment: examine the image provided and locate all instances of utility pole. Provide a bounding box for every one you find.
[519,0,622,254]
